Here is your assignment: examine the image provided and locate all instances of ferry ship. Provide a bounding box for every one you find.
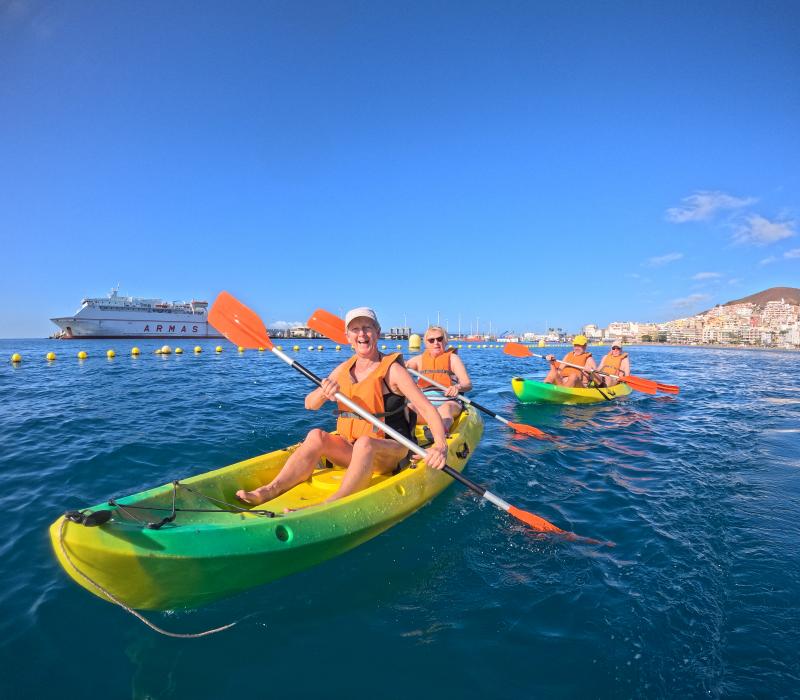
[50,287,222,339]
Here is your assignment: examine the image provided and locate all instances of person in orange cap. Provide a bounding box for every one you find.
[543,334,597,388]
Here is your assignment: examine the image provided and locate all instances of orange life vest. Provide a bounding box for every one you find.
[417,348,458,389]
[600,352,628,377]
[335,352,403,441]
[559,350,593,378]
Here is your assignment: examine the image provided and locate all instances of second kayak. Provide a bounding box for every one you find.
[511,377,632,404]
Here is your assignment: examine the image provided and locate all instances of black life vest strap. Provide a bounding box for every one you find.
[335,403,406,419]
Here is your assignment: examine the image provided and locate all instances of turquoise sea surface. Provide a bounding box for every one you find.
[1,339,798,698]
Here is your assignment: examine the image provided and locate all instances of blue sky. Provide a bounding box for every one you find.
[1,1,798,338]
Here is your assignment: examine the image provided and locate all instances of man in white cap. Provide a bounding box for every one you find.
[237,307,449,509]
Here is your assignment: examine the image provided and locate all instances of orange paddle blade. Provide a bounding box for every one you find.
[508,507,613,545]
[656,382,680,394]
[208,291,274,350]
[507,506,566,534]
[622,376,658,395]
[307,309,349,344]
[507,421,550,439]
[503,342,533,358]
[625,372,679,395]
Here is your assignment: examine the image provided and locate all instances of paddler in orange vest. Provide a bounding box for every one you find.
[596,341,630,387]
[236,307,448,508]
[406,325,473,433]
[543,334,598,388]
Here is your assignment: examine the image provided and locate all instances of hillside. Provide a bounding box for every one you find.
[723,286,800,307]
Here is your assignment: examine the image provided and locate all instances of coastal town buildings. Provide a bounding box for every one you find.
[579,297,800,348]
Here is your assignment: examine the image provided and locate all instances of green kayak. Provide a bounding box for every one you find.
[50,407,483,610]
[511,377,632,405]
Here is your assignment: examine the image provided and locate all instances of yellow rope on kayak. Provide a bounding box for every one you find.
[58,518,236,638]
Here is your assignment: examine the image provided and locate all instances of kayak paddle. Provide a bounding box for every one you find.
[209,292,586,539]
[306,308,552,440]
[504,343,679,395]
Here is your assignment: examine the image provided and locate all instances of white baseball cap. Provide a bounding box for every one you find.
[345,307,379,329]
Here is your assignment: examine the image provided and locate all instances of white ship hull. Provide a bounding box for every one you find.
[50,314,222,339]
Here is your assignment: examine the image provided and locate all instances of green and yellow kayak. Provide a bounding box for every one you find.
[511,377,632,405]
[50,408,483,610]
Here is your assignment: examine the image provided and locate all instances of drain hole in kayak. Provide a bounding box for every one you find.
[395,484,406,496]
[275,525,293,543]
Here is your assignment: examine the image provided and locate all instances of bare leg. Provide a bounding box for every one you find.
[560,372,580,387]
[324,436,408,504]
[543,366,559,384]
[236,429,353,505]
[409,393,457,432]
[437,401,462,432]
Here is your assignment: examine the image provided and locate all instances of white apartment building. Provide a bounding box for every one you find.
[582,324,603,340]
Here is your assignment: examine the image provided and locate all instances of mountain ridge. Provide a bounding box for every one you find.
[721,286,800,308]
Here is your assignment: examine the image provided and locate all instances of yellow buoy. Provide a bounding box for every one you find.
[194,346,202,353]
[175,347,183,354]
[408,333,421,351]
[46,352,56,361]
[317,345,323,351]
[308,346,314,351]
[161,345,172,355]
[238,346,245,353]
[276,345,282,351]
[457,344,462,349]
[381,344,386,350]
[106,349,115,359]
[77,351,87,360]
[216,346,223,353]
[396,344,402,349]
[131,347,140,355]
[335,345,341,351]
[155,349,162,355]
[258,347,265,352]
[11,353,22,363]
[293,345,299,351]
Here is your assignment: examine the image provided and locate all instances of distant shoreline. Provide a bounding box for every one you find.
[633,342,799,353]
[0,337,797,353]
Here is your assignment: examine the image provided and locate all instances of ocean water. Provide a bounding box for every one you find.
[1,339,798,698]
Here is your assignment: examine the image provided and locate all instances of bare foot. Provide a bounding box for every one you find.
[235,488,273,505]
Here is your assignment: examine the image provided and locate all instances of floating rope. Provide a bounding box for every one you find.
[58,513,236,638]
[56,480,278,635]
